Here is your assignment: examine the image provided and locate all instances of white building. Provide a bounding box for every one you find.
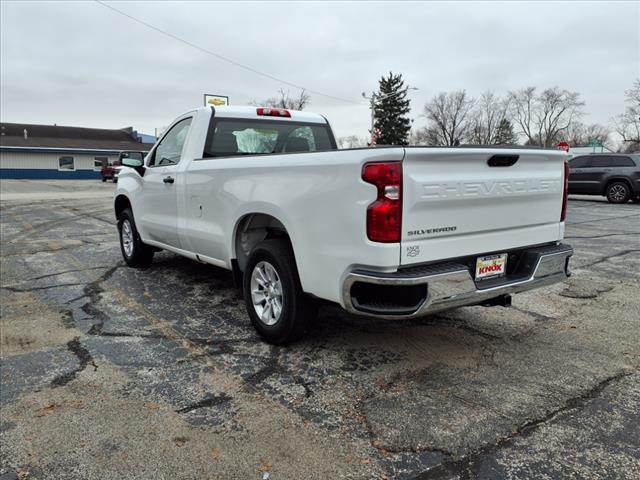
[0,123,154,179]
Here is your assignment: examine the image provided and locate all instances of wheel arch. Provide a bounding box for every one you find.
[114,194,132,220]
[232,212,293,274]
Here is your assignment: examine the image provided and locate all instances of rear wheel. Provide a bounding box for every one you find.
[101,177,107,182]
[606,182,631,204]
[243,239,316,344]
[118,208,154,267]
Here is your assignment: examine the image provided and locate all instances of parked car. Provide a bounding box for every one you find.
[101,160,120,182]
[568,153,640,203]
[113,106,572,344]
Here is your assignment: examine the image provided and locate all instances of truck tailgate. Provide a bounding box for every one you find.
[400,148,566,266]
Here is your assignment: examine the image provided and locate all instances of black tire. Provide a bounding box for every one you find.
[101,177,107,182]
[113,178,118,183]
[243,239,317,345]
[606,182,631,204]
[117,208,154,267]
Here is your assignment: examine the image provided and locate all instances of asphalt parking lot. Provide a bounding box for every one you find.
[1,180,639,480]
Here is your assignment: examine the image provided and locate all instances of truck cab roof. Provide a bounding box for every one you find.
[194,106,329,125]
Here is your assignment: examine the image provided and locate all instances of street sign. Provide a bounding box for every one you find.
[588,139,603,147]
[556,141,570,152]
[204,94,229,107]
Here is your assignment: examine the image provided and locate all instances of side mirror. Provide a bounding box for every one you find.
[119,151,145,168]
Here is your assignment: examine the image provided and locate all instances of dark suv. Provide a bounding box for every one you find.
[568,153,640,203]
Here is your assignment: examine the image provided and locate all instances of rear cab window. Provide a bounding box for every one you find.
[203,118,336,158]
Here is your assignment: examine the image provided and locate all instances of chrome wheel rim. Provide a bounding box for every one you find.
[121,219,134,257]
[610,185,626,201]
[250,261,283,326]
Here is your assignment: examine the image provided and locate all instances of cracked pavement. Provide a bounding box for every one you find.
[0,182,639,479]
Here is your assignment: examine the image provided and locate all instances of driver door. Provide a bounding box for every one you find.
[139,116,192,247]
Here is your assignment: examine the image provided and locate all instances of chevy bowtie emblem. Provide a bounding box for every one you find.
[208,98,227,106]
[406,246,420,257]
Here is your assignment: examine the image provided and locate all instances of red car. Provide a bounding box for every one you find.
[101,161,120,182]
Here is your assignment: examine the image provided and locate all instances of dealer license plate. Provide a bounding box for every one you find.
[475,253,508,280]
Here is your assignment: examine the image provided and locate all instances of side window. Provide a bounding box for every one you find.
[589,155,634,168]
[58,156,75,171]
[607,156,635,167]
[569,156,590,168]
[150,117,192,166]
[591,156,613,168]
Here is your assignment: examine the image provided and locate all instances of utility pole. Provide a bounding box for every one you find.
[362,87,418,145]
[366,93,377,145]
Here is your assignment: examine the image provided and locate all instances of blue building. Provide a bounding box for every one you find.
[0,123,155,179]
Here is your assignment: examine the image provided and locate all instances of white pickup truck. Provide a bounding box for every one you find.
[114,106,573,344]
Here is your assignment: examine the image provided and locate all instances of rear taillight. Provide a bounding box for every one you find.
[256,107,291,117]
[362,162,402,243]
[561,160,569,221]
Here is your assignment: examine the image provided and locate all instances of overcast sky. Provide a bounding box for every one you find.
[1,1,638,139]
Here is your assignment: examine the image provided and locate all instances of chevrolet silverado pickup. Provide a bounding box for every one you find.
[114,106,573,344]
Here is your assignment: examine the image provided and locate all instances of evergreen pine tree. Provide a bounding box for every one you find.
[373,72,411,145]
[493,118,518,145]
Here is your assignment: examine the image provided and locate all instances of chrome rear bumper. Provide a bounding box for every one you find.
[342,243,573,319]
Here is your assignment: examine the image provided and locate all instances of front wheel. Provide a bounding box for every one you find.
[118,208,154,267]
[606,182,631,203]
[243,239,317,345]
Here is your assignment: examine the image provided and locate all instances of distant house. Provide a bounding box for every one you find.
[0,123,156,179]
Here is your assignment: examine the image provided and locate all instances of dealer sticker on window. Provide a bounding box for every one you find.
[475,253,508,280]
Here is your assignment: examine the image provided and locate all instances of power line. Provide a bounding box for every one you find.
[94,0,363,105]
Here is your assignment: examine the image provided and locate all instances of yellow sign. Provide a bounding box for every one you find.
[204,94,229,107]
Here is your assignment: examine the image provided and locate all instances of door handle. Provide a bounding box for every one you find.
[163,176,175,184]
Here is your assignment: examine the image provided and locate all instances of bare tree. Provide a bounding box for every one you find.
[560,122,612,148]
[613,79,640,152]
[256,88,310,110]
[468,91,511,144]
[536,87,585,147]
[408,128,424,145]
[337,135,367,149]
[509,86,584,147]
[508,87,536,144]
[423,90,475,146]
[409,126,446,146]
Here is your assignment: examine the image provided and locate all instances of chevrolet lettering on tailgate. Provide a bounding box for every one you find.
[422,178,561,199]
